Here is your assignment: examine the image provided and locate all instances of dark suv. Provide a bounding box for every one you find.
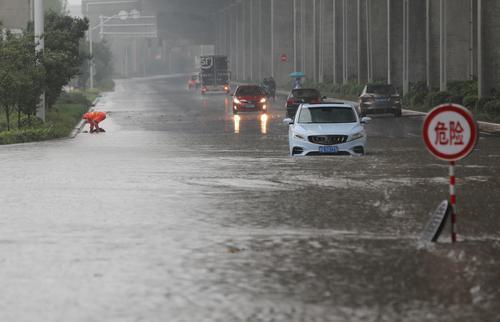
[358,84,402,117]
[285,88,324,118]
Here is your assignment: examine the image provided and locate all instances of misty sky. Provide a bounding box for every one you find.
[68,0,81,4]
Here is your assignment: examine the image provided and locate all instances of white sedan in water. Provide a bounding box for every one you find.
[284,103,370,156]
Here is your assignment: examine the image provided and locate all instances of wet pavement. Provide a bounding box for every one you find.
[0,76,499,322]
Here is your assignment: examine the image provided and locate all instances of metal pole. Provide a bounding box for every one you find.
[332,0,337,84]
[99,15,104,40]
[343,0,348,84]
[294,0,298,72]
[478,0,484,97]
[357,0,361,83]
[34,0,45,121]
[403,0,409,95]
[449,161,457,243]
[426,0,431,88]
[271,0,275,77]
[440,0,447,91]
[250,0,254,81]
[242,3,246,80]
[469,0,474,80]
[301,0,306,72]
[318,0,324,83]
[387,0,391,84]
[366,0,373,83]
[89,25,94,89]
[313,0,317,81]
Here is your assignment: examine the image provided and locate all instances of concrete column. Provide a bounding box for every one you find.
[275,0,294,85]
[271,0,275,78]
[402,0,409,94]
[439,0,447,91]
[389,0,403,88]
[447,0,470,82]
[250,0,254,81]
[369,0,388,83]
[294,0,298,72]
[409,0,427,86]
[242,2,247,81]
[480,0,500,96]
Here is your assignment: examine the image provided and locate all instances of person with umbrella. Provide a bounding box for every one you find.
[289,71,305,89]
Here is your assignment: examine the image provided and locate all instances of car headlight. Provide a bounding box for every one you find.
[260,98,267,103]
[294,133,306,141]
[233,98,241,104]
[348,131,365,142]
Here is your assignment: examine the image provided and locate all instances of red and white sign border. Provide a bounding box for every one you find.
[422,103,478,162]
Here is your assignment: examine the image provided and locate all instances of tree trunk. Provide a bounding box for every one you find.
[17,107,21,129]
[5,106,10,131]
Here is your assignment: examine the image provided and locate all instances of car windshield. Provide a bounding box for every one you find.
[292,89,320,98]
[366,85,396,95]
[237,86,266,96]
[298,107,357,124]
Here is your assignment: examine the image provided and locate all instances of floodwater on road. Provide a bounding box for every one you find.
[0,76,499,322]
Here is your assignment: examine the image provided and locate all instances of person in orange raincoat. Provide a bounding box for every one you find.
[82,111,106,133]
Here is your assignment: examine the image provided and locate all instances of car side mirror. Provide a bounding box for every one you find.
[360,117,372,124]
[283,118,294,125]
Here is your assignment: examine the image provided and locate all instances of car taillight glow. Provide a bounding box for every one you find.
[260,98,267,103]
[287,99,296,105]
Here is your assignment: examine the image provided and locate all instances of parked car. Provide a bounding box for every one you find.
[358,84,402,117]
[285,88,325,118]
[232,85,268,114]
[284,103,370,156]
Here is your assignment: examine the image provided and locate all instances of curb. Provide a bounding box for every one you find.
[69,97,99,138]
[276,89,500,133]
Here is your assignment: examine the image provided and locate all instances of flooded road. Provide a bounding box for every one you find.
[0,76,499,321]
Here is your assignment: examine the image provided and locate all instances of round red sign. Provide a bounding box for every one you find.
[280,54,288,62]
[422,104,478,161]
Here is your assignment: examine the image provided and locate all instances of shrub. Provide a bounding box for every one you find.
[477,96,496,111]
[482,100,500,115]
[425,91,452,107]
[463,95,478,109]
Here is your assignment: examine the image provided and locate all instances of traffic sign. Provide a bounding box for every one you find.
[422,104,478,162]
[280,54,288,62]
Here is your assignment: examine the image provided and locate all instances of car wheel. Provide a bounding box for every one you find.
[394,109,402,117]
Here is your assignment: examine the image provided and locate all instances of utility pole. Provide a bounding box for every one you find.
[271,0,275,77]
[440,0,447,91]
[34,0,45,122]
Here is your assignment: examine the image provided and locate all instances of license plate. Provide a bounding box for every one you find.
[245,104,255,108]
[319,146,338,153]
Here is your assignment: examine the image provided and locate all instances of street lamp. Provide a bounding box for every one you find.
[88,9,140,89]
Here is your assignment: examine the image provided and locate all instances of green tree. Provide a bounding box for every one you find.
[45,0,67,14]
[79,39,114,88]
[0,31,45,130]
[43,11,89,108]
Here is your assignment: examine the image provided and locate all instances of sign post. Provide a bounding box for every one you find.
[422,104,478,242]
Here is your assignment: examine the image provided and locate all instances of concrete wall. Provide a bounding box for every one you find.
[213,0,498,96]
[0,0,31,30]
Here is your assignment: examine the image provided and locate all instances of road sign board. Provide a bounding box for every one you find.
[421,200,449,242]
[422,104,478,161]
[280,54,288,62]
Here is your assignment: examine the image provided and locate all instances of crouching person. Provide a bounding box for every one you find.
[82,111,107,133]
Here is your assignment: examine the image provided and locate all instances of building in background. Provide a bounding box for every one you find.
[0,0,32,31]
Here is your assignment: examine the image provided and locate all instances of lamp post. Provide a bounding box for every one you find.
[89,9,145,88]
[85,0,139,89]
[34,0,45,121]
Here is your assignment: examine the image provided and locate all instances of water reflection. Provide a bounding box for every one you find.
[231,113,269,134]
[260,113,268,135]
[234,115,240,133]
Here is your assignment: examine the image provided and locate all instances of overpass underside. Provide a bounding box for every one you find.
[214,0,500,97]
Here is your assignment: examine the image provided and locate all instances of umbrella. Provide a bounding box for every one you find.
[289,71,305,78]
